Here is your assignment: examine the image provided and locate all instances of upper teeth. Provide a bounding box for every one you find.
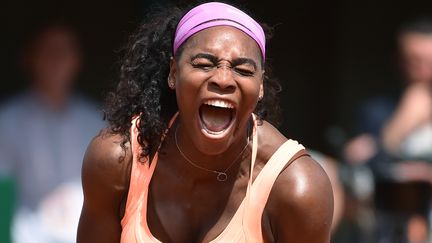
[204,100,234,109]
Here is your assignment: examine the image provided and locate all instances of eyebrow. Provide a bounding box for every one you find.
[190,53,257,70]
[190,53,219,64]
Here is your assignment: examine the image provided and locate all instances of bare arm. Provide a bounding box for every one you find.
[382,83,432,154]
[77,130,131,243]
[266,156,334,243]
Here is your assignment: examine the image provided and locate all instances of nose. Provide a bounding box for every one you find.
[208,65,236,93]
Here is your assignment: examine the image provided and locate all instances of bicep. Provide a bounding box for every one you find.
[77,166,122,243]
[267,156,334,243]
[77,202,122,243]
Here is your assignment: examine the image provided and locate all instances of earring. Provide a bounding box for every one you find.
[258,95,263,101]
[168,77,175,89]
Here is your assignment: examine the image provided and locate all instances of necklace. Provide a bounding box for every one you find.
[174,126,249,182]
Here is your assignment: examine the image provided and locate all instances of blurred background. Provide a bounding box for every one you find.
[1,0,432,242]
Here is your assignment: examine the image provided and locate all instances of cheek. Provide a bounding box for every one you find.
[239,79,262,109]
[245,77,262,96]
[175,72,204,108]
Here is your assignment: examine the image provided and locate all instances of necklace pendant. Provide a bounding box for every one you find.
[216,172,228,182]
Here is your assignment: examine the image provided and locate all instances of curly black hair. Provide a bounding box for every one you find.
[104,2,282,159]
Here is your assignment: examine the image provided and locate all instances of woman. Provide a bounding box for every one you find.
[77,2,333,242]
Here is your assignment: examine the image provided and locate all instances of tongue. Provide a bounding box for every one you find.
[200,105,233,132]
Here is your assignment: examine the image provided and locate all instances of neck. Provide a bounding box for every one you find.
[171,122,251,182]
[33,82,70,111]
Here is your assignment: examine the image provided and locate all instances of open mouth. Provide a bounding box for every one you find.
[199,99,236,135]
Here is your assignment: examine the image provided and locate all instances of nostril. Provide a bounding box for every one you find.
[209,68,236,91]
[209,80,236,93]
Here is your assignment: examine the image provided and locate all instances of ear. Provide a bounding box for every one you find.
[168,57,177,90]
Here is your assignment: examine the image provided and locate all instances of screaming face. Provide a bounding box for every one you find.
[170,26,264,156]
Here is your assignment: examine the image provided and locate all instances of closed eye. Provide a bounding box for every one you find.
[189,53,258,76]
[190,54,218,71]
[191,61,215,70]
[231,58,257,77]
[234,67,255,76]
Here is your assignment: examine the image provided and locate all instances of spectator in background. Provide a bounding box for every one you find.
[382,20,432,162]
[380,18,432,243]
[0,22,105,243]
[343,17,432,243]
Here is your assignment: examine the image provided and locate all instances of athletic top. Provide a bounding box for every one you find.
[120,113,306,242]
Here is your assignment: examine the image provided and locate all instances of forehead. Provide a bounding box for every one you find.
[181,26,262,60]
[401,33,432,55]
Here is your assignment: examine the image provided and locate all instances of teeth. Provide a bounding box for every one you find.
[204,100,234,109]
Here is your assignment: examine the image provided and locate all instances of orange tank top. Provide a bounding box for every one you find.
[120,113,306,242]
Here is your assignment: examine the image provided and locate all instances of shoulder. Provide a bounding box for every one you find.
[268,155,333,215]
[256,120,288,160]
[264,143,333,241]
[0,92,31,117]
[257,119,334,219]
[81,128,132,209]
[84,128,130,167]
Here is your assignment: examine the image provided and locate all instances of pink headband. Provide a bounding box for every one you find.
[173,2,266,58]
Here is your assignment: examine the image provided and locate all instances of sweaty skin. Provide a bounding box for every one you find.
[77,26,333,243]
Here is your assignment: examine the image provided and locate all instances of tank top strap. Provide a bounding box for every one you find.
[121,116,150,227]
[244,113,259,199]
[120,113,178,230]
[242,139,307,242]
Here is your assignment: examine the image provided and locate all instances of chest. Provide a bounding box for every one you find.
[145,159,273,242]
